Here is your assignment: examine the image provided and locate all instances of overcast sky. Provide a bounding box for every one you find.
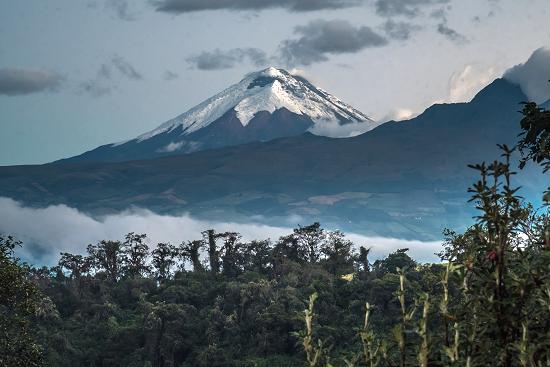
[1,0,549,165]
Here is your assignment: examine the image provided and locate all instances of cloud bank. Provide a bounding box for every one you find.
[0,197,442,265]
[152,0,362,13]
[279,19,388,66]
[0,68,63,96]
[504,47,550,104]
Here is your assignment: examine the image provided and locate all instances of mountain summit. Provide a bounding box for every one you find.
[61,67,376,164]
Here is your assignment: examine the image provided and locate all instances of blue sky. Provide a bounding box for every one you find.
[1,0,549,165]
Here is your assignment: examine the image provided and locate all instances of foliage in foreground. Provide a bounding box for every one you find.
[300,147,550,367]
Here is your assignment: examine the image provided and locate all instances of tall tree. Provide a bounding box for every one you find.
[179,240,205,272]
[86,240,124,282]
[204,230,221,273]
[372,248,416,276]
[152,243,177,282]
[219,231,242,277]
[275,223,325,263]
[241,240,272,274]
[357,246,371,274]
[295,223,325,263]
[58,252,90,281]
[320,230,354,276]
[122,232,150,278]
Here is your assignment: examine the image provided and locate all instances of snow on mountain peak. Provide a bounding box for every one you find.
[259,66,286,77]
[136,67,376,142]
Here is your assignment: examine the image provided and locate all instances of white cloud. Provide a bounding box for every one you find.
[447,64,501,103]
[158,141,184,152]
[346,233,442,262]
[0,197,442,265]
[156,141,202,153]
[289,68,322,85]
[504,47,550,103]
[379,108,417,122]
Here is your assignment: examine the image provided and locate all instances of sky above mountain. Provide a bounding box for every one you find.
[0,0,549,165]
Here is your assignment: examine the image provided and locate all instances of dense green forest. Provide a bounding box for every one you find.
[1,103,549,366]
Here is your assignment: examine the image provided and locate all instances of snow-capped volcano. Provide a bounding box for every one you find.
[138,67,373,141]
[60,67,377,164]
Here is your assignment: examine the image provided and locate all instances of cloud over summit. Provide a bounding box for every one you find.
[504,47,550,104]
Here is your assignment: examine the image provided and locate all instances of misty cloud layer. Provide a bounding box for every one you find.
[0,68,63,96]
[0,197,442,265]
[504,47,550,104]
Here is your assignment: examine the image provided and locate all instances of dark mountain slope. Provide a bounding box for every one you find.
[58,108,315,164]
